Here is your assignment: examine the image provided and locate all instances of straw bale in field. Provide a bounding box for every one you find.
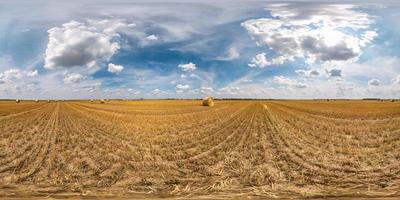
[100,99,105,104]
[202,96,214,106]
[15,99,20,103]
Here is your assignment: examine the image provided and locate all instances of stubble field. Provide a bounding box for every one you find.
[0,100,399,199]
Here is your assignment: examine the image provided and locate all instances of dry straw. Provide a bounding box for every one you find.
[100,99,105,104]
[202,96,214,107]
[15,99,20,103]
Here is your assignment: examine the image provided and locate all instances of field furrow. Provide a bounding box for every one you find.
[0,100,399,199]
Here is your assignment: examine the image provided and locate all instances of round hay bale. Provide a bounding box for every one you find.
[15,99,20,103]
[100,99,105,104]
[202,96,214,107]
[35,99,39,103]
[391,99,395,102]
[90,99,94,102]
[47,100,51,103]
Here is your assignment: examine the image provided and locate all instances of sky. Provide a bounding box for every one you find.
[0,0,399,99]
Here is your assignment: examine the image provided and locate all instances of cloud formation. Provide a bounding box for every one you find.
[326,69,342,77]
[248,53,270,68]
[146,34,158,41]
[242,4,377,66]
[44,20,134,70]
[1,69,23,80]
[295,69,320,77]
[0,68,39,84]
[26,69,38,77]
[63,72,85,84]
[108,63,124,74]
[216,46,240,61]
[218,86,243,95]
[393,75,400,85]
[176,84,190,90]
[274,76,307,88]
[368,78,380,86]
[199,86,214,94]
[178,62,196,72]
[152,88,168,95]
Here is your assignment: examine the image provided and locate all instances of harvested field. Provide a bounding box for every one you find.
[0,100,399,199]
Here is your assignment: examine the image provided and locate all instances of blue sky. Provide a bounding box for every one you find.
[0,0,399,99]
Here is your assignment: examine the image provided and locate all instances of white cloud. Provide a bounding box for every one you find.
[26,69,38,77]
[107,63,124,74]
[393,75,400,85]
[152,89,161,93]
[361,31,378,46]
[0,68,39,85]
[146,34,158,41]
[200,86,214,94]
[1,69,23,80]
[152,88,168,95]
[295,70,306,76]
[218,86,243,95]
[217,46,240,60]
[344,56,400,80]
[242,4,376,66]
[178,62,196,72]
[63,73,85,84]
[188,86,214,95]
[24,83,40,92]
[368,78,380,86]
[241,79,253,83]
[44,20,133,70]
[176,84,190,90]
[128,89,141,95]
[226,47,240,60]
[274,75,307,88]
[189,73,201,79]
[248,53,270,68]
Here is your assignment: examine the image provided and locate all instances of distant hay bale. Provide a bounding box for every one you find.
[391,99,395,102]
[90,99,94,102]
[202,96,214,107]
[47,100,51,103]
[35,99,39,103]
[15,99,20,103]
[100,99,105,104]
